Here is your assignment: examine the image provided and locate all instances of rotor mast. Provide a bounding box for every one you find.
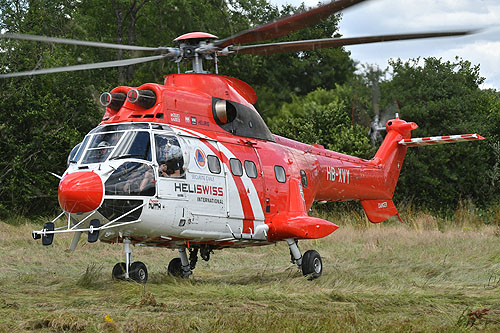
[174,32,219,74]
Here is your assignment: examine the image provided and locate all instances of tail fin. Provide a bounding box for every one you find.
[369,117,419,198]
[362,117,484,223]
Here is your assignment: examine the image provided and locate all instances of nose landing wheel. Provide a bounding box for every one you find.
[111,238,148,283]
[112,262,127,280]
[129,261,148,283]
[112,261,148,283]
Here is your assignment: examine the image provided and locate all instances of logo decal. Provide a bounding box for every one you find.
[148,199,162,210]
[378,202,388,209]
[170,113,180,123]
[194,148,206,168]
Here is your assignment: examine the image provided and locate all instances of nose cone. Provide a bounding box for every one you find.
[58,171,103,213]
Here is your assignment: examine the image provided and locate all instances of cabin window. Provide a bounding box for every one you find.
[230,158,243,176]
[72,135,89,163]
[155,134,185,178]
[274,165,286,183]
[300,170,308,188]
[208,155,221,174]
[244,160,257,178]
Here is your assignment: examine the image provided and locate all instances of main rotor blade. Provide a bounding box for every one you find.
[0,33,161,52]
[0,54,169,78]
[231,30,476,55]
[215,0,366,48]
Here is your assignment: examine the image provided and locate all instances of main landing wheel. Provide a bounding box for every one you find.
[112,262,127,281]
[129,261,148,283]
[167,257,183,277]
[301,250,322,280]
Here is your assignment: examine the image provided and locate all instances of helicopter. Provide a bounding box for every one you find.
[0,0,484,283]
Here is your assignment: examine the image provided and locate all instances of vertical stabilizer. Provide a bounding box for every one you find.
[370,117,418,198]
[362,117,418,223]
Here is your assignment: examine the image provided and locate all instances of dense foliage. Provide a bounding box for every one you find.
[0,1,498,217]
[271,57,500,212]
[269,88,373,158]
[0,0,353,217]
[383,58,500,209]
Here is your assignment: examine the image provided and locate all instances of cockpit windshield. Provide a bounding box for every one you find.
[109,131,152,161]
[81,132,125,164]
[79,130,152,165]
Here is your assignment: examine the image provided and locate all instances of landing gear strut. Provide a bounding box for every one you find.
[168,247,193,278]
[286,238,322,280]
[168,246,211,278]
[112,238,148,283]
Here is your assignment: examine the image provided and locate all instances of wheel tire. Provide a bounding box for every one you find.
[112,262,127,281]
[167,257,183,277]
[301,250,322,280]
[129,261,148,283]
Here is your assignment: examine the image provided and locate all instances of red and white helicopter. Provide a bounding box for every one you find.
[1,0,483,282]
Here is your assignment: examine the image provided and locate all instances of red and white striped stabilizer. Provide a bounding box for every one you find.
[398,134,485,147]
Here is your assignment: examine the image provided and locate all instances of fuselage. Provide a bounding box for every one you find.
[59,73,400,249]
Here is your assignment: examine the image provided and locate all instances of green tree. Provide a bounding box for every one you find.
[0,0,357,217]
[269,88,372,158]
[0,0,105,216]
[382,57,499,210]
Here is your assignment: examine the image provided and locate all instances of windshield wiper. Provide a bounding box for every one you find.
[109,154,144,160]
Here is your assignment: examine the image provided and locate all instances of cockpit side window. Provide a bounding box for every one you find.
[155,134,185,178]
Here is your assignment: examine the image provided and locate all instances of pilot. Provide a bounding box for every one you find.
[158,161,169,177]
[169,145,184,176]
[95,140,110,160]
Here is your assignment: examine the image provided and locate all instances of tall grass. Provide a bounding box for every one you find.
[1,205,500,332]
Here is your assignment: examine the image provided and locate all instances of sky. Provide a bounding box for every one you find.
[269,0,500,90]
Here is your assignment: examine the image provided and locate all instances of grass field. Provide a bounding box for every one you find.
[1,209,500,332]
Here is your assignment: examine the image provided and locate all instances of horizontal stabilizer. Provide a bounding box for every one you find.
[398,134,484,147]
[361,199,402,223]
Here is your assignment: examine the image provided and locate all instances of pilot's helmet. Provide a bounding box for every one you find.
[167,145,182,159]
[98,141,110,148]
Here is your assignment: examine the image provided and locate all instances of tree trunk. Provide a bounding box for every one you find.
[113,0,149,83]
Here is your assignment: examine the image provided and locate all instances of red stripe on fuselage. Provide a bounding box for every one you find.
[200,138,256,233]
[171,125,257,232]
